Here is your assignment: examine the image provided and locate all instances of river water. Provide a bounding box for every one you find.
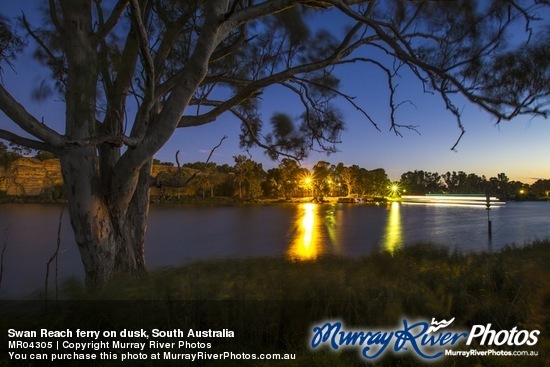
[0,201,548,297]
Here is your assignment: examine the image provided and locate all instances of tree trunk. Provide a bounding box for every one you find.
[54,0,227,289]
[60,153,150,289]
[55,0,149,289]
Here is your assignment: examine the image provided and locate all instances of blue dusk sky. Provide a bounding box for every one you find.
[1,2,548,183]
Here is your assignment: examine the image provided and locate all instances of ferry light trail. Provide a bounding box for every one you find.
[400,195,505,208]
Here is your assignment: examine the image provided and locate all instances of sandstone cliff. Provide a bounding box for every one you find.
[0,158,197,197]
[0,158,63,196]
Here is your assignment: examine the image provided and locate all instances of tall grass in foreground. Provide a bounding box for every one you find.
[2,240,549,366]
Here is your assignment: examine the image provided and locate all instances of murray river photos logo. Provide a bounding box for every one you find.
[310,317,540,361]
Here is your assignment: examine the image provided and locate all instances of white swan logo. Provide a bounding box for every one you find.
[427,317,456,333]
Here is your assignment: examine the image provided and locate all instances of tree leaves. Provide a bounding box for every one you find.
[3,0,549,162]
[0,15,24,74]
[477,30,550,110]
[265,113,307,160]
[273,6,310,46]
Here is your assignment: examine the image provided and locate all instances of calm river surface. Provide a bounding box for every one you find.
[0,201,549,297]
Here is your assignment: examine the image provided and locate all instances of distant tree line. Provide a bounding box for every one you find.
[152,153,549,201]
[1,142,548,201]
[399,170,548,200]
[151,156,400,202]
[0,142,56,168]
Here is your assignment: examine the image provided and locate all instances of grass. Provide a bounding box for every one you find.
[1,240,549,366]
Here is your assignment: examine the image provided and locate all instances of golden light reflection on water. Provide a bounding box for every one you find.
[288,202,403,259]
[324,206,340,252]
[288,203,320,260]
[383,201,402,254]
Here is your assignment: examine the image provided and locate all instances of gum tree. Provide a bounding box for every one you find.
[0,0,548,288]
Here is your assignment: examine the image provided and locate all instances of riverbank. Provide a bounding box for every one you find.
[2,193,549,205]
[3,240,548,366]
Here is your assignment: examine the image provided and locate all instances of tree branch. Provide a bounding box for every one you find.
[204,134,227,164]
[48,0,64,34]
[130,0,155,115]
[21,14,66,75]
[158,135,228,188]
[0,129,55,153]
[112,0,231,217]
[178,19,364,128]
[64,133,139,149]
[228,0,303,26]
[210,24,248,62]
[152,22,184,83]
[94,0,130,44]
[292,75,380,131]
[328,0,547,139]
[0,85,66,148]
[230,108,304,161]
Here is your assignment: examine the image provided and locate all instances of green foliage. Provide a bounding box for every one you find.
[148,158,541,201]
[312,161,331,200]
[273,6,310,46]
[0,15,24,73]
[26,240,548,367]
[278,158,303,199]
[1,148,541,202]
[472,29,550,109]
[300,105,344,155]
[34,150,56,161]
[0,141,22,169]
[264,113,308,160]
[41,184,65,201]
[153,158,175,166]
[400,170,444,195]
[233,155,265,199]
[399,169,535,199]
[530,179,550,199]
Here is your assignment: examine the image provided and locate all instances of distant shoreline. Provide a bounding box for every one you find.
[1,195,548,205]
